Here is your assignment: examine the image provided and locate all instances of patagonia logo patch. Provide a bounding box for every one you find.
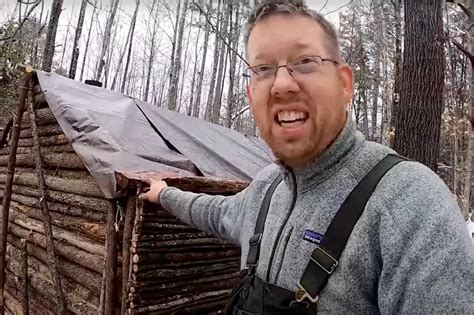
[303,229,323,245]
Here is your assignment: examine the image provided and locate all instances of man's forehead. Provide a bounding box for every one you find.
[247,21,327,62]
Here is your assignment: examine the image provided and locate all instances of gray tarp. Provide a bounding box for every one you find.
[36,71,273,198]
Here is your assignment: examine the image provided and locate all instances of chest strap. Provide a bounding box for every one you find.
[297,154,406,302]
[246,173,284,272]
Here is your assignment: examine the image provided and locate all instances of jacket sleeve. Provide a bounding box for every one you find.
[377,162,474,314]
[158,186,248,245]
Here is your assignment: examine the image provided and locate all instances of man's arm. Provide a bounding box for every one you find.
[377,162,474,313]
[140,178,248,245]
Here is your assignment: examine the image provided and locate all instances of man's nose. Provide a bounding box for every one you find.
[271,66,300,96]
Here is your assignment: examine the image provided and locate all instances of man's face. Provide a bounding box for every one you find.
[246,14,354,169]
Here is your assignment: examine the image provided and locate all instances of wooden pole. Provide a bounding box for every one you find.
[27,92,66,315]
[20,239,28,315]
[104,201,117,315]
[121,196,136,315]
[0,67,33,314]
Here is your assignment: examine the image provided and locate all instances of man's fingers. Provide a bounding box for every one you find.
[138,191,151,201]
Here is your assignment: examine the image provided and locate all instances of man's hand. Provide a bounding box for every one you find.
[139,177,168,204]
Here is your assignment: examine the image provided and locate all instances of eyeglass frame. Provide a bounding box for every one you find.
[242,55,339,85]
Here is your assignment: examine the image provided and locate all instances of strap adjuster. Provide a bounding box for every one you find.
[249,233,262,246]
[295,283,319,303]
[311,246,338,275]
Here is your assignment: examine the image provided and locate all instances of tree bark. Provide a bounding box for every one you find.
[79,4,97,82]
[210,0,231,124]
[204,0,222,121]
[144,0,159,102]
[394,0,445,171]
[192,0,212,118]
[168,0,189,111]
[95,0,120,81]
[68,0,88,79]
[42,0,64,71]
[390,0,402,136]
[113,0,140,92]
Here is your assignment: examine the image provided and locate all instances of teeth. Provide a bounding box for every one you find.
[277,111,306,122]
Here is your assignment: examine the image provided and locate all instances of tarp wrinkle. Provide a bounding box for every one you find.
[36,71,273,198]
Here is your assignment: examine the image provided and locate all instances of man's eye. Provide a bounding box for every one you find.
[295,58,316,65]
[255,65,274,73]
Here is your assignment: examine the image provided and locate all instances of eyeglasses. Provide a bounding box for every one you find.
[243,55,339,84]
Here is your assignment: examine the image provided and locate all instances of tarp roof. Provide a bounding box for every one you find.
[36,71,273,198]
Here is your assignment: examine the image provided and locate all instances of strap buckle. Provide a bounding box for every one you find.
[311,246,338,275]
[248,233,262,246]
[295,283,319,303]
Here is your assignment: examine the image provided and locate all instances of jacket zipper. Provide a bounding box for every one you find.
[274,226,294,282]
[265,169,298,282]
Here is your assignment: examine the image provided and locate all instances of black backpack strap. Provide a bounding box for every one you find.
[297,154,406,303]
[246,173,284,272]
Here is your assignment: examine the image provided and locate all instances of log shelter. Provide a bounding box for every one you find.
[0,67,273,314]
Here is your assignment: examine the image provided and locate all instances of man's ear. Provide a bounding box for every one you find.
[246,84,253,103]
[338,64,354,104]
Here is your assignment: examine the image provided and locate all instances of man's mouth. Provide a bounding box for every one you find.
[275,110,309,127]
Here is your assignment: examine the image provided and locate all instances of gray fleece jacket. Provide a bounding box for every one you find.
[159,119,474,314]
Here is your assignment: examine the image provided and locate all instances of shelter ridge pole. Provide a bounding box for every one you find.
[121,195,137,315]
[20,239,28,315]
[0,67,33,314]
[104,201,118,315]
[27,89,66,315]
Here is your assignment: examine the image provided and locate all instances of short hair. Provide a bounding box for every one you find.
[244,0,340,60]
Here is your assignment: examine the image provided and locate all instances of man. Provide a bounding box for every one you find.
[140,1,474,313]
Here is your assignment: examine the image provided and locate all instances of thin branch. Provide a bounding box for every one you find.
[0,0,41,41]
[192,0,250,68]
[323,0,354,16]
[319,0,329,12]
[452,38,474,62]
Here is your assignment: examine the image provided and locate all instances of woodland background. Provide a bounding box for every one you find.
[0,0,472,218]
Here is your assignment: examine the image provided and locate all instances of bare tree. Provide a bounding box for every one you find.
[112,0,140,91]
[204,0,222,120]
[144,0,160,102]
[168,0,190,111]
[68,0,88,79]
[120,0,140,93]
[95,0,121,81]
[79,2,97,82]
[192,0,212,118]
[42,0,64,71]
[394,0,445,171]
[447,0,474,218]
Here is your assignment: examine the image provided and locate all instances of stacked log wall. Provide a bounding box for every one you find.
[1,105,242,314]
[0,106,107,314]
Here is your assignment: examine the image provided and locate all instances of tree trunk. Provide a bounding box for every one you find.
[120,0,140,94]
[168,0,189,111]
[144,0,159,102]
[42,0,64,71]
[79,4,97,82]
[204,0,222,121]
[226,1,240,128]
[390,0,402,137]
[112,0,139,91]
[95,0,120,81]
[68,0,87,79]
[192,0,212,118]
[394,0,445,171]
[211,1,231,124]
